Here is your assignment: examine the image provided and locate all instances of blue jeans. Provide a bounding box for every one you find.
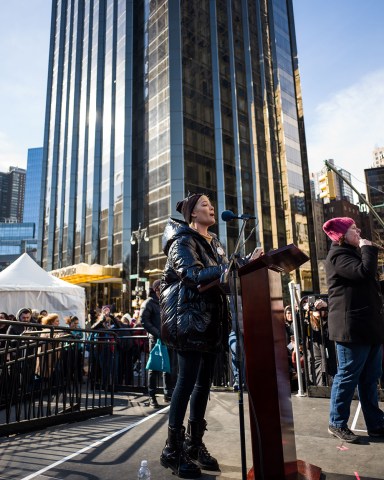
[330,343,384,430]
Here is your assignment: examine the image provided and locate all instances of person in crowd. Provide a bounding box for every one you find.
[35,313,65,380]
[323,217,384,443]
[6,308,34,336]
[132,309,140,325]
[65,315,84,381]
[284,306,301,383]
[305,298,337,386]
[40,310,48,317]
[0,312,8,330]
[65,315,80,330]
[42,313,60,327]
[31,309,40,323]
[284,306,295,344]
[130,311,147,380]
[0,312,9,384]
[0,312,9,348]
[87,308,97,326]
[116,313,136,385]
[91,307,121,387]
[159,193,232,478]
[140,279,175,408]
[5,308,37,392]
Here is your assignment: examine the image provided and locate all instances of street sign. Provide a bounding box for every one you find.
[129,274,138,279]
[139,277,147,282]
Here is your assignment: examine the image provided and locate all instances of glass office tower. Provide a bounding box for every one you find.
[39,0,318,305]
[24,148,44,231]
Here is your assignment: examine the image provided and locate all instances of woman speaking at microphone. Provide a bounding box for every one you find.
[323,217,384,444]
[159,193,231,478]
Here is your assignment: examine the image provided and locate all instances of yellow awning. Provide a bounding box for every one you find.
[50,263,121,285]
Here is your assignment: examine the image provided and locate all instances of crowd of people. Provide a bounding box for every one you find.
[0,305,150,390]
[284,297,337,388]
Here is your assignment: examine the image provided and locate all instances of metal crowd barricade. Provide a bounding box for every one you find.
[0,320,147,436]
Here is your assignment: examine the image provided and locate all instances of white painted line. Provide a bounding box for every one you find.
[351,401,366,433]
[20,406,170,480]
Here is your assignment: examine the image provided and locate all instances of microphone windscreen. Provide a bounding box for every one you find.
[221,210,236,222]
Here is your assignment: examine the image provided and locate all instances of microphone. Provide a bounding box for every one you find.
[221,210,257,222]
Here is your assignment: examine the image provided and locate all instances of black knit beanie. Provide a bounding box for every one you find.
[176,193,204,223]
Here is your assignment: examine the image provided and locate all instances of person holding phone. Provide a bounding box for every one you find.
[323,217,384,443]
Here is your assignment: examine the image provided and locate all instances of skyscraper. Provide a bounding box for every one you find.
[0,172,8,221]
[0,166,26,223]
[24,148,44,232]
[372,147,384,168]
[39,0,318,306]
[365,166,384,250]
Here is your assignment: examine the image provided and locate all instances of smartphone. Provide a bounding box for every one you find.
[308,295,316,308]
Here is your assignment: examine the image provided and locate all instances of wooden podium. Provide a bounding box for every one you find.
[238,244,321,480]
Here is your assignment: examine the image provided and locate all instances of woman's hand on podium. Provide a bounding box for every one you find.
[250,247,264,261]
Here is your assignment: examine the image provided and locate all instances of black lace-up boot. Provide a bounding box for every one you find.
[160,426,202,478]
[184,419,221,473]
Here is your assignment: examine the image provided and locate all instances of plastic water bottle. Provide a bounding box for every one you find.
[137,459,151,480]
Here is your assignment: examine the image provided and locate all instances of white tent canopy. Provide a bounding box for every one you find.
[0,253,86,327]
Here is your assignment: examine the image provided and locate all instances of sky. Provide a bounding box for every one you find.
[0,1,51,171]
[0,1,383,200]
[293,0,384,192]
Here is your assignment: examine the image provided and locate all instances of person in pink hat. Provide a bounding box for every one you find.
[323,217,384,443]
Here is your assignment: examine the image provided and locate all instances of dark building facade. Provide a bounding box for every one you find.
[365,166,384,246]
[365,166,384,278]
[0,167,26,223]
[39,0,318,308]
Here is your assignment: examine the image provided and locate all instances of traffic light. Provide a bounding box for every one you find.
[319,171,336,200]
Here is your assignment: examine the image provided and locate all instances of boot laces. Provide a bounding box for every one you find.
[199,442,213,460]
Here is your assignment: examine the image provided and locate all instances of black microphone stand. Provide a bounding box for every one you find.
[221,219,248,480]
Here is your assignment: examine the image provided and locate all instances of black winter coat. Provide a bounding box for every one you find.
[160,218,229,353]
[325,242,384,344]
[140,294,161,341]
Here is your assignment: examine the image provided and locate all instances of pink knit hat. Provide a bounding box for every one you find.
[322,217,355,242]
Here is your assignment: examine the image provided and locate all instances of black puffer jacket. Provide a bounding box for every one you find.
[325,242,384,344]
[160,218,229,353]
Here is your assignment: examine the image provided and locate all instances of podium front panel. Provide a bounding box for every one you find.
[240,267,297,478]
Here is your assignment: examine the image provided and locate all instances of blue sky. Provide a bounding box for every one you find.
[293,0,384,190]
[0,1,383,196]
[0,1,51,171]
